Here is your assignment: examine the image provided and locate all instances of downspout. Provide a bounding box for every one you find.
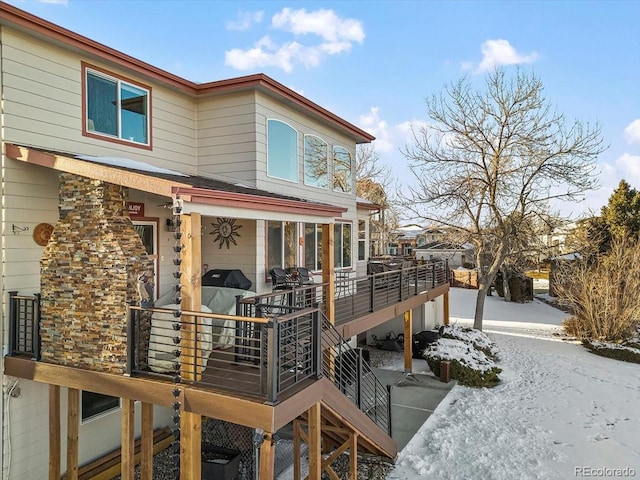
[1,24,8,480]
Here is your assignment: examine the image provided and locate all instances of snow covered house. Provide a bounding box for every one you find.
[0,4,450,479]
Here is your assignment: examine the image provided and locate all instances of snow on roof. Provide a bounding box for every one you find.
[75,154,188,177]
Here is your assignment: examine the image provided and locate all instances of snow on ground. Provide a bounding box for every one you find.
[387,288,640,480]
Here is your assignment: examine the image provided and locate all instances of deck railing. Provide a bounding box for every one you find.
[127,303,322,404]
[7,291,41,360]
[247,261,449,326]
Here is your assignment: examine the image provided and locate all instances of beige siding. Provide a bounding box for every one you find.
[196,91,259,185]
[1,27,198,174]
[1,161,59,292]
[201,218,259,290]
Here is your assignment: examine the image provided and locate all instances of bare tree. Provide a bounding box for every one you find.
[356,145,399,255]
[402,68,605,329]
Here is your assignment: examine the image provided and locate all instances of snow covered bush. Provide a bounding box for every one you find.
[424,338,501,387]
[583,340,640,364]
[439,325,499,359]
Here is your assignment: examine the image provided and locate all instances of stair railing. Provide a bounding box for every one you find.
[319,313,391,435]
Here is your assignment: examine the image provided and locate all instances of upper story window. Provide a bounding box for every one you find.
[83,64,151,148]
[304,135,328,188]
[333,146,353,193]
[267,119,298,182]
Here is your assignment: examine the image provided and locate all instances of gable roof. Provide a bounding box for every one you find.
[0,3,375,144]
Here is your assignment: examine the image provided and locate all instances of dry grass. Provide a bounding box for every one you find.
[553,238,640,342]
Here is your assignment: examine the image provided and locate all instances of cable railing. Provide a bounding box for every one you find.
[127,303,322,403]
[334,260,449,325]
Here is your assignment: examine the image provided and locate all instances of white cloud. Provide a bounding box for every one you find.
[359,107,394,153]
[225,37,303,73]
[225,8,364,72]
[460,61,474,71]
[226,11,264,31]
[623,119,640,144]
[39,0,68,4]
[616,153,640,184]
[271,8,365,43]
[475,39,538,73]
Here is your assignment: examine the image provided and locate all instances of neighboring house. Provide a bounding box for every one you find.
[388,225,449,257]
[414,242,476,268]
[0,4,450,480]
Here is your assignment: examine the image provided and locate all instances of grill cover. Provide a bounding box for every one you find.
[202,269,252,290]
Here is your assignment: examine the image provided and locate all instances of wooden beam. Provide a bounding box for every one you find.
[66,388,79,480]
[308,403,322,480]
[444,290,450,326]
[4,356,176,405]
[49,385,61,480]
[258,432,275,480]
[321,223,335,324]
[140,402,154,480]
[403,310,413,373]
[338,282,450,339]
[121,398,136,480]
[180,411,201,480]
[180,212,203,382]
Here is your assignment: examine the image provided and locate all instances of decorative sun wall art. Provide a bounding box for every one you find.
[210,217,242,249]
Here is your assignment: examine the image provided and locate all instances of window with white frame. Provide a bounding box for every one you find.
[304,135,328,188]
[267,221,298,272]
[84,65,150,146]
[333,146,352,193]
[304,223,322,271]
[334,222,352,268]
[267,119,298,182]
[358,220,366,261]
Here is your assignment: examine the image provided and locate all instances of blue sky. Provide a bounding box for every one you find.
[7,0,640,219]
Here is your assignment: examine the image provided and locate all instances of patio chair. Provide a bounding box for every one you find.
[296,267,315,285]
[269,267,294,290]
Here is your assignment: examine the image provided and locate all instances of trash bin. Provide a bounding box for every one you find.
[201,444,241,480]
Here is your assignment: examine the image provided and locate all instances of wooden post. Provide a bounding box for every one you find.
[321,223,337,378]
[443,290,450,326]
[121,398,136,480]
[49,385,61,480]
[140,402,154,480]
[66,388,79,480]
[440,360,451,383]
[321,223,335,324]
[180,212,203,382]
[308,402,322,480]
[258,432,275,480]
[180,412,201,480]
[403,310,413,373]
[349,432,358,480]
[179,213,203,480]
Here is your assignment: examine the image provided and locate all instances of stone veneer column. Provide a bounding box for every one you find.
[40,173,152,374]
